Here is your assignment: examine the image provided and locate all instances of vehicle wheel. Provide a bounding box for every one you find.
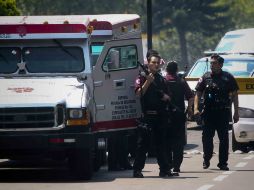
[93,149,106,172]
[68,148,93,180]
[232,129,248,153]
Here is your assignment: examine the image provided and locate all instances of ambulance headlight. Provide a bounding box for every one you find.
[239,107,254,118]
[68,109,83,119]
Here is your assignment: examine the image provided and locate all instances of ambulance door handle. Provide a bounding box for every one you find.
[94,81,103,87]
[113,79,126,89]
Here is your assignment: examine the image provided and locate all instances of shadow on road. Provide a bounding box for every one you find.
[184,144,199,150]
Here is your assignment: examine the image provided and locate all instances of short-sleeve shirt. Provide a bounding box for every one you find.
[196,71,239,93]
[135,73,167,113]
[165,74,193,112]
[195,71,239,108]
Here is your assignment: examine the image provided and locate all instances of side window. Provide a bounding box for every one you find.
[103,45,138,71]
[91,44,104,66]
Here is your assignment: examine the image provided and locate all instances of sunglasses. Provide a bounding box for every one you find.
[210,61,219,65]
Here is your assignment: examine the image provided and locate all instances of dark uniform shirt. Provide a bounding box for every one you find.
[195,71,239,110]
[135,73,167,114]
[165,74,193,112]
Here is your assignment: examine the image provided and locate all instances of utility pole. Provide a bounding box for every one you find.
[147,0,152,50]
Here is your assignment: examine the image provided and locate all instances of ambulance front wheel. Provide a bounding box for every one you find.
[68,148,93,180]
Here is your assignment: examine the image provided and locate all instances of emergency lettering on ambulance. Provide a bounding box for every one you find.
[0,14,143,179]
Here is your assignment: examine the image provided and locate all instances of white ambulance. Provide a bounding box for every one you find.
[214,28,254,53]
[0,15,143,179]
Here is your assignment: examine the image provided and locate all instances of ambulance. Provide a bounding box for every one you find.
[214,28,254,53]
[0,15,143,179]
[186,53,254,152]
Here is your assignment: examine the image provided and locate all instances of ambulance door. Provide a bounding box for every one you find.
[92,38,142,130]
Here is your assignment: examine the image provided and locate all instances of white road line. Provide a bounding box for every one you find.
[197,184,214,190]
[222,171,235,175]
[243,155,254,160]
[213,175,228,181]
[235,162,248,167]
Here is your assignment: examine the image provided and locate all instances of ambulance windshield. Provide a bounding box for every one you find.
[0,46,85,74]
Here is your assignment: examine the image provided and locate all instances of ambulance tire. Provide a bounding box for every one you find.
[93,149,106,172]
[68,148,93,180]
[232,129,248,153]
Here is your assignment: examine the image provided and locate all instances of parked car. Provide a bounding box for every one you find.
[186,53,254,152]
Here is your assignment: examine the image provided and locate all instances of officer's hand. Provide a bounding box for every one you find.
[161,93,170,102]
[194,109,200,117]
[146,73,154,83]
[233,112,239,123]
[187,109,194,119]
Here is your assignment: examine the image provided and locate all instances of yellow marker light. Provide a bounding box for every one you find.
[67,111,90,126]
[87,25,94,34]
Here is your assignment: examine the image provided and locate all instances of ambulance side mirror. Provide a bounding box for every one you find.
[77,73,87,83]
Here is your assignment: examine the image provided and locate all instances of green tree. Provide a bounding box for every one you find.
[0,0,20,15]
[219,0,254,28]
[153,0,232,67]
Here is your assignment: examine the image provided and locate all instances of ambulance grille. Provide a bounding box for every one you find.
[0,106,64,129]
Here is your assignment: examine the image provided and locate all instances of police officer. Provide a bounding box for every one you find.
[194,54,239,171]
[165,61,194,173]
[133,53,171,178]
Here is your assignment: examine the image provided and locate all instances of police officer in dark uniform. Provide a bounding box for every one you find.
[194,54,239,171]
[165,61,194,173]
[133,53,171,178]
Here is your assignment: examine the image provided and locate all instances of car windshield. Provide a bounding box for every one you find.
[0,46,85,74]
[188,59,254,77]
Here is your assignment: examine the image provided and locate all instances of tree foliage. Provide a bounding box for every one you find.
[0,0,20,16]
[12,0,254,68]
[153,0,233,67]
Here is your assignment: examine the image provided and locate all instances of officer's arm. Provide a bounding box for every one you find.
[187,97,194,117]
[194,91,202,115]
[232,90,239,123]
[136,73,154,97]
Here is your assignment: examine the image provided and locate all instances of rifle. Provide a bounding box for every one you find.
[138,61,185,121]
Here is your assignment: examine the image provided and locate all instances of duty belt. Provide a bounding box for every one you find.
[145,110,158,115]
[205,106,230,111]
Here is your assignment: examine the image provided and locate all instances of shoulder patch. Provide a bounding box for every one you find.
[135,78,141,85]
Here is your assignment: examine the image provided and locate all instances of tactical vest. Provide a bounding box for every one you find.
[166,76,185,112]
[142,74,167,113]
[203,72,230,110]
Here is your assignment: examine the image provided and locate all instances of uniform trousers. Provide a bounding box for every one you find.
[133,115,169,173]
[167,113,186,170]
[202,109,230,166]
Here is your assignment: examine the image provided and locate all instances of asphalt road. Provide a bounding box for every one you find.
[0,125,253,190]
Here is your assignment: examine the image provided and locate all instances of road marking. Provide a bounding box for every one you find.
[235,162,248,167]
[197,184,214,190]
[213,175,228,181]
[243,155,254,160]
[222,171,235,175]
